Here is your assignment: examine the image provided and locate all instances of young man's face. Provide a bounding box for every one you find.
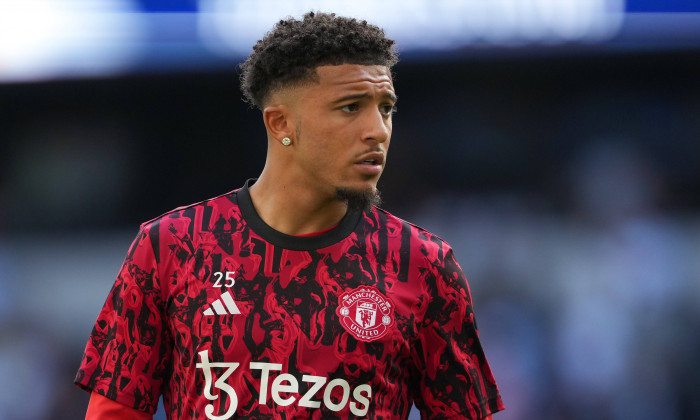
[287,64,396,204]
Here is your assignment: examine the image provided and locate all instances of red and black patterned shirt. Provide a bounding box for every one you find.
[75,180,504,419]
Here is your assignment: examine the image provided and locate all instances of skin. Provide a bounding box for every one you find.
[250,64,397,235]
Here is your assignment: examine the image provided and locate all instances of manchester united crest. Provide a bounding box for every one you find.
[337,286,395,342]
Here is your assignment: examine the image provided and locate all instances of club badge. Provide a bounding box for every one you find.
[337,286,395,342]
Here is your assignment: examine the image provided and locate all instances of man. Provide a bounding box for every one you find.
[76,12,504,419]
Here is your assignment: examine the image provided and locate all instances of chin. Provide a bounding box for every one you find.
[334,186,382,211]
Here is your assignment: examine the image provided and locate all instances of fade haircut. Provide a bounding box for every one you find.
[240,11,399,109]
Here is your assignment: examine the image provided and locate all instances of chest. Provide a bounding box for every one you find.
[163,239,414,365]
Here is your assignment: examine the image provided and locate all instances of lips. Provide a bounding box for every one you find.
[355,151,385,166]
[354,151,385,176]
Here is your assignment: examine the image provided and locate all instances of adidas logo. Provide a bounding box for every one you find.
[203,291,241,316]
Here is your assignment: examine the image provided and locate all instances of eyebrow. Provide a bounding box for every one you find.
[331,92,398,104]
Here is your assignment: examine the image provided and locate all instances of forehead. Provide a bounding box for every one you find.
[309,64,395,98]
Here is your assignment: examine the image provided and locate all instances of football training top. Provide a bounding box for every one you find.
[76,180,504,419]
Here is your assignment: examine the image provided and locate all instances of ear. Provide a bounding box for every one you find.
[263,104,294,145]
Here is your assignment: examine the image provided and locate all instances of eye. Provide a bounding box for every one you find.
[380,104,397,116]
[341,103,360,113]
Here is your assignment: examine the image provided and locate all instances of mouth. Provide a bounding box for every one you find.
[354,151,385,176]
[355,152,385,166]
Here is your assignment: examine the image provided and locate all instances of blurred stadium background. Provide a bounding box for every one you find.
[1,0,700,419]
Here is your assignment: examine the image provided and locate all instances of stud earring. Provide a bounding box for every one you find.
[282,137,291,146]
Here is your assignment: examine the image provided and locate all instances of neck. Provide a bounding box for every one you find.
[248,171,348,236]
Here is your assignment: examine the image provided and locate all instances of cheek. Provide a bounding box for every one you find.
[298,132,342,172]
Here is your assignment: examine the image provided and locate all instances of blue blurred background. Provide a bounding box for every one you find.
[1,1,700,419]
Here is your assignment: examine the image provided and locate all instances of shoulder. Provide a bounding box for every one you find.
[126,189,242,268]
[371,206,455,259]
[372,208,471,324]
[138,189,241,233]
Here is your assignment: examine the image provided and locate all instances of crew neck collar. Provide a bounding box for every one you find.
[236,179,362,251]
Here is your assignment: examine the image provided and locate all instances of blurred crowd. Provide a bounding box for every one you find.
[412,141,700,419]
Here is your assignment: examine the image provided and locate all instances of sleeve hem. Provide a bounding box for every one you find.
[87,392,154,420]
[74,378,157,415]
[435,395,505,419]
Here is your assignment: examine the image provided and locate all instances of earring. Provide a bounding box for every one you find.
[282,137,291,146]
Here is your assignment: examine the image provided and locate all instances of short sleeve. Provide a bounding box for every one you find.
[412,246,504,419]
[86,392,154,420]
[75,222,170,414]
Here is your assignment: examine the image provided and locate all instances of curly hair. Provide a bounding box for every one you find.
[240,12,399,109]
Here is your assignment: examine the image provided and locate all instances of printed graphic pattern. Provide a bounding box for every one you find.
[76,187,504,419]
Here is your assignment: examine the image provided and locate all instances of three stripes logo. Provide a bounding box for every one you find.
[203,291,241,316]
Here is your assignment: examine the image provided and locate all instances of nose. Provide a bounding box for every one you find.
[363,107,391,144]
